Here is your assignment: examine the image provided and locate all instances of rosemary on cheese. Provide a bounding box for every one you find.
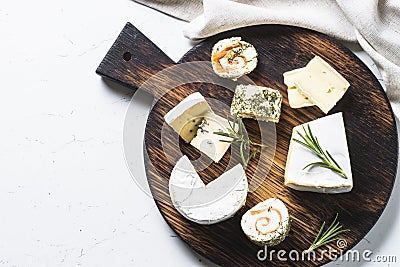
[214,114,262,167]
[293,125,348,178]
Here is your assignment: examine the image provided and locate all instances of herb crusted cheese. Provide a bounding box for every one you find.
[231,84,282,123]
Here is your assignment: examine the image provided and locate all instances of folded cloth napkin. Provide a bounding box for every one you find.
[134,0,400,117]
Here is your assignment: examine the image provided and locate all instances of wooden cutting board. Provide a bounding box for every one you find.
[96,23,398,266]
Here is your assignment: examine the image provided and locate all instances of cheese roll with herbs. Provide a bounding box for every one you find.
[241,198,290,246]
[211,37,257,80]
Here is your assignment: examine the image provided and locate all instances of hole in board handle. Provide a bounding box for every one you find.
[123,52,132,61]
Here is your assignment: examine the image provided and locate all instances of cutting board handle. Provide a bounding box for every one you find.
[96,22,175,96]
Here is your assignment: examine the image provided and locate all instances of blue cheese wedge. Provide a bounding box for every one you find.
[231,84,282,122]
[164,92,233,162]
[241,198,290,246]
[283,68,315,108]
[164,92,213,143]
[169,155,248,225]
[284,112,353,193]
[293,56,350,113]
[211,37,258,80]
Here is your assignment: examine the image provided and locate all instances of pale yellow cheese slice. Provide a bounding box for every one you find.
[283,68,315,108]
[294,56,350,114]
[287,89,315,108]
[283,68,304,89]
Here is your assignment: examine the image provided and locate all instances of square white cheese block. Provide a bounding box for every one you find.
[294,56,350,114]
[283,68,315,108]
[284,112,353,193]
[164,92,233,162]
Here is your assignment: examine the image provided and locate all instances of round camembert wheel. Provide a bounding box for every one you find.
[169,156,248,225]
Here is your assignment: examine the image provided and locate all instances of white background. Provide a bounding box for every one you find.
[0,0,399,266]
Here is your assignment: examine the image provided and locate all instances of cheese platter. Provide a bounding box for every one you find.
[96,23,398,266]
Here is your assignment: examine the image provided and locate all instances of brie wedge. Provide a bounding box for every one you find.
[284,112,353,193]
[293,56,350,113]
[164,93,233,162]
[169,155,248,225]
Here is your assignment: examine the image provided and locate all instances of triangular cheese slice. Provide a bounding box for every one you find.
[284,112,353,193]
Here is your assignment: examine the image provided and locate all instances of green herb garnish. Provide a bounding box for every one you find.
[213,114,262,167]
[293,125,347,178]
[305,213,350,253]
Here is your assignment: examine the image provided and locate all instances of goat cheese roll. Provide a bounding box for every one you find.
[211,37,257,80]
[241,198,290,246]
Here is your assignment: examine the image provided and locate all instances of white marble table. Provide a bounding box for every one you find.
[1,0,399,266]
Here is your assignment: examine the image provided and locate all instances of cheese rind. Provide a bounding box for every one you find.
[284,112,353,194]
[231,84,282,122]
[294,56,350,114]
[169,156,248,225]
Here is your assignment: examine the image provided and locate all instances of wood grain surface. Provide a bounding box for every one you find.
[97,23,398,266]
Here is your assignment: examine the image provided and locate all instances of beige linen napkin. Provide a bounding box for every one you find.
[134,0,400,117]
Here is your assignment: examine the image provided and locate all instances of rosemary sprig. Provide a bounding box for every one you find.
[213,114,262,167]
[305,213,350,253]
[293,125,348,178]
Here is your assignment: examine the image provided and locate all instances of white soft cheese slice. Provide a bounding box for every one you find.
[169,155,248,225]
[284,112,353,193]
[190,112,232,163]
[283,68,304,89]
[294,56,350,114]
[283,68,315,108]
[164,93,232,162]
[287,88,315,108]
